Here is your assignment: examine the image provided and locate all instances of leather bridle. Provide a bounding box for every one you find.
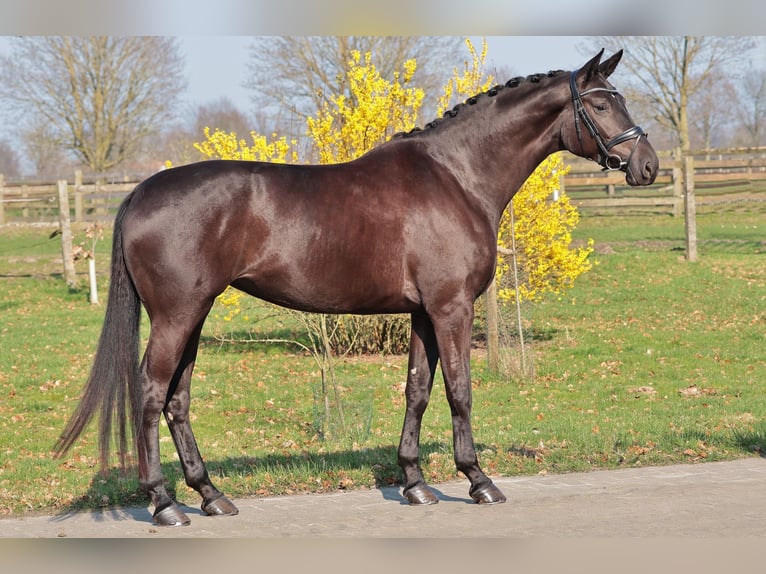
[569,69,646,172]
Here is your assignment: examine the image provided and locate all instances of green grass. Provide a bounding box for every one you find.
[0,207,764,516]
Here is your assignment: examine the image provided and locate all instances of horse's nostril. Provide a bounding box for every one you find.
[644,160,656,179]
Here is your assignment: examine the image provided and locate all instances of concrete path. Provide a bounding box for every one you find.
[2,457,765,538]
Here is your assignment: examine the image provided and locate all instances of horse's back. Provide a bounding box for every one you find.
[120,155,494,315]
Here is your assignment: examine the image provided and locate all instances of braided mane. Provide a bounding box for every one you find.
[393,69,566,139]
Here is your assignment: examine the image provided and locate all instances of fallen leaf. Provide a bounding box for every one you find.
[629,386,656,397]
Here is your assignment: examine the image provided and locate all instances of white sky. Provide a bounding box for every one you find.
[1,35,763,119]
[178,36,613,114]
[169,35,766,115]
[0,35,594,117]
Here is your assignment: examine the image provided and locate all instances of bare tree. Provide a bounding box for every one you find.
[0,140,21,178]
[0,37,186,174]
[190,97,254,137]
[581,36,755,151]
[734,66,766,147]
[245,36,464,134]
[688,72,736,150]
[148,98,261,169]
[21,117,75,178]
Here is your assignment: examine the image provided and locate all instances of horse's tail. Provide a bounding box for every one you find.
[54,192,142,471]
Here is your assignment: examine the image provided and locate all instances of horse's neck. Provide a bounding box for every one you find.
[427,91,565,227]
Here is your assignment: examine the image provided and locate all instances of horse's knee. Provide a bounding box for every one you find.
[165,396,189,424]
[405,394,430,418]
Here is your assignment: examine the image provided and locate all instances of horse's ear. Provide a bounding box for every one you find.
[577,49,605,84]
[598,50,623,79]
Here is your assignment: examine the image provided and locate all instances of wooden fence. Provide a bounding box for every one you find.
[1,147,765,225]
[0,171,135,226]
[561,147,766,215]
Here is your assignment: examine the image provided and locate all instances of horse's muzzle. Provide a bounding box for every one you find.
[625,141,658,186]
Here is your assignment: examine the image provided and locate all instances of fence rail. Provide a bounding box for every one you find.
[0,174,135,225]
[561,147,766,214]
[1,147,765,225]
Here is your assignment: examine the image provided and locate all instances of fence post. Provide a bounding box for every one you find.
[75,189,83,223]
[57,180,78,289]
[683,154,698,262]
[672,147,683,217]
[485,279,499,371]
[0,173,5,225]
[74,170,83,222]
[21,184,28,219]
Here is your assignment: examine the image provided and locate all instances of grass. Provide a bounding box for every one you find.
[0,205,764,517]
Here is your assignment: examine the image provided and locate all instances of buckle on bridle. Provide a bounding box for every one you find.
[603,154,624,171]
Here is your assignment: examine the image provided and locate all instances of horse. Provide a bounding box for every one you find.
[55,49,658,526]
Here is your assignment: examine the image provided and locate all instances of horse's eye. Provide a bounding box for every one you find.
[594,102,608,112]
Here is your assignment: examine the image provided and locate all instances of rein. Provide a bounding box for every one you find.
[569,70,646,172]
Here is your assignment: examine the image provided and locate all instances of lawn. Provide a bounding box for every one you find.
[0,205,764,516]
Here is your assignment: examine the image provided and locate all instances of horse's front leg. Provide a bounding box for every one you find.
[398,311,440,504]
[432,301,506,505]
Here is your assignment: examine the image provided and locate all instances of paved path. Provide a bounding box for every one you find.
[2,457,765,538]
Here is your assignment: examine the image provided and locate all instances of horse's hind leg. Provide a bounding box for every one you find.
[137,330,188,526]
[398,311,440,505]
[137,306,219,526]
[164,320,238,518]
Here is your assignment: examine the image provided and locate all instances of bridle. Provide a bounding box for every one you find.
[569,69,646,172]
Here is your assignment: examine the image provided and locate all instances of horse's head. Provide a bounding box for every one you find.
[564,49,658,186]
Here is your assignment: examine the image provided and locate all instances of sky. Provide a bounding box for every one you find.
[0,34,620,122]
[1,0,765,123]
[135,34,766,118]
[179,36,595,113]
[0,34,594,120]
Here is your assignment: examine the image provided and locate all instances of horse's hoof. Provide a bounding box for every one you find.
[403,483,440,505]
[153,504,191,527]
[470,482,507,505]
[202,495,239,516]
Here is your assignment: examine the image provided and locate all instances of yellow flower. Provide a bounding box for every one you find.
[306,51,424,164]
[437,38,494,117]
[496,154,594,303]
[193,127,296,164]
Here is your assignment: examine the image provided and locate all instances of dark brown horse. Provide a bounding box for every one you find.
[55,50,658,526]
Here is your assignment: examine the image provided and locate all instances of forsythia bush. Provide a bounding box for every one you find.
[306,50,424,163]
[496,155,594,302]
[194,127,296,163]
[437,38,494,116]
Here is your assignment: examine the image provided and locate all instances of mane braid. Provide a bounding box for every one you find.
[393,69,567,139]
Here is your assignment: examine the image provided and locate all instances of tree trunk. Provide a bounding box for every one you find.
[679,37,698,263]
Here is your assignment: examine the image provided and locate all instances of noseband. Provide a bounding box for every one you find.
[569,70,646,172]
